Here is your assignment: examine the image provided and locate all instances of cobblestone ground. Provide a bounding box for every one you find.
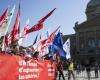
[57,70,100,80]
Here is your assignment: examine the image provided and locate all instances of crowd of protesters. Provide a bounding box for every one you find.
[0,39,73,80]
[0,40,100,80]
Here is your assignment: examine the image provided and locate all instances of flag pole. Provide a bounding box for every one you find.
[2,36,5,52]
[16,1,20,55]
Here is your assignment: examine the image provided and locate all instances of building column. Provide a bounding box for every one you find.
[84,31,88,53]
[95,31,98,59]
[76,33,79,53]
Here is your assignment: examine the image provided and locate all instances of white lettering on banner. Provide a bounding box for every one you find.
[19,68,40,73]
[47,63,55,77]
[19,60,37,66]
[19,73,40,79]
[18,60,41,80]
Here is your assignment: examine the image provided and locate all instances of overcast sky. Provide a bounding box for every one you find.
[0,0,90,46]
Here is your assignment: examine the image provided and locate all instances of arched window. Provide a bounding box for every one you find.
[87,38,95,48]
[79,39,85,50]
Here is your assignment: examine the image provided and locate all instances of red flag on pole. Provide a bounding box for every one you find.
[10,3,20,44]
[19,21,29,38]
[39,8,56,23]
[18,19,29,45]
[0,7,8,27]
[25,8,56,35]
[48,26,60,43]
[36,26,60,55]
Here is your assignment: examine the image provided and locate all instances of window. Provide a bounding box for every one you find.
[87,38,95,48]
[98,39,100,48]
[79,39,85,50]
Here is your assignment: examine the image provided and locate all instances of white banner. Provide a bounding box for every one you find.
[63,38,71,59]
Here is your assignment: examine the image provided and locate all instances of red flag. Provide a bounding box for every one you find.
[19,19,30,39]
[18,21,29,45]
[39,8,56,23]
[48,26,60,43]
[19,23,29,38]
[25,8,56,35]
[0,7,8,27]
[10,3,20,44]
[37,26,60,55]
[25,22,43,34]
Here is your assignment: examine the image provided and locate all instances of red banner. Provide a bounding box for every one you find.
[0,53,56,80]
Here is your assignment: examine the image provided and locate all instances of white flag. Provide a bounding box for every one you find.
[18,19,29,45]
[63,38,71,59]
[2,5,15,35]
[2,37,5,51]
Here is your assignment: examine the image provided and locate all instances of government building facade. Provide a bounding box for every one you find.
[63,0,100,65]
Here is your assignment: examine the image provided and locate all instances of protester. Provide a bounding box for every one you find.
[5,47,13,54]
[23,49,32,61]
[85,60,91,80]
[19,49,26,57]
[68,58,75,80]
[32,51,39,60]
[57,61,65,80]
[94,62,98,78]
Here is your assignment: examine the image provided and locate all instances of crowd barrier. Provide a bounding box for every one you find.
[0,53,56,80]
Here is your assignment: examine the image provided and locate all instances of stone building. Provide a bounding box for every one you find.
[63,0,100,65]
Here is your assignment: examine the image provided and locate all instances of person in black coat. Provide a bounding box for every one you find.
[85,62,91,80]
[94,62,99,78]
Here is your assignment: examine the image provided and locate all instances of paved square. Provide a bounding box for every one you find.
[57,70,100,80]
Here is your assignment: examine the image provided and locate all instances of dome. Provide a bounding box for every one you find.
[86,0,100,20]
[87,0,100,7]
